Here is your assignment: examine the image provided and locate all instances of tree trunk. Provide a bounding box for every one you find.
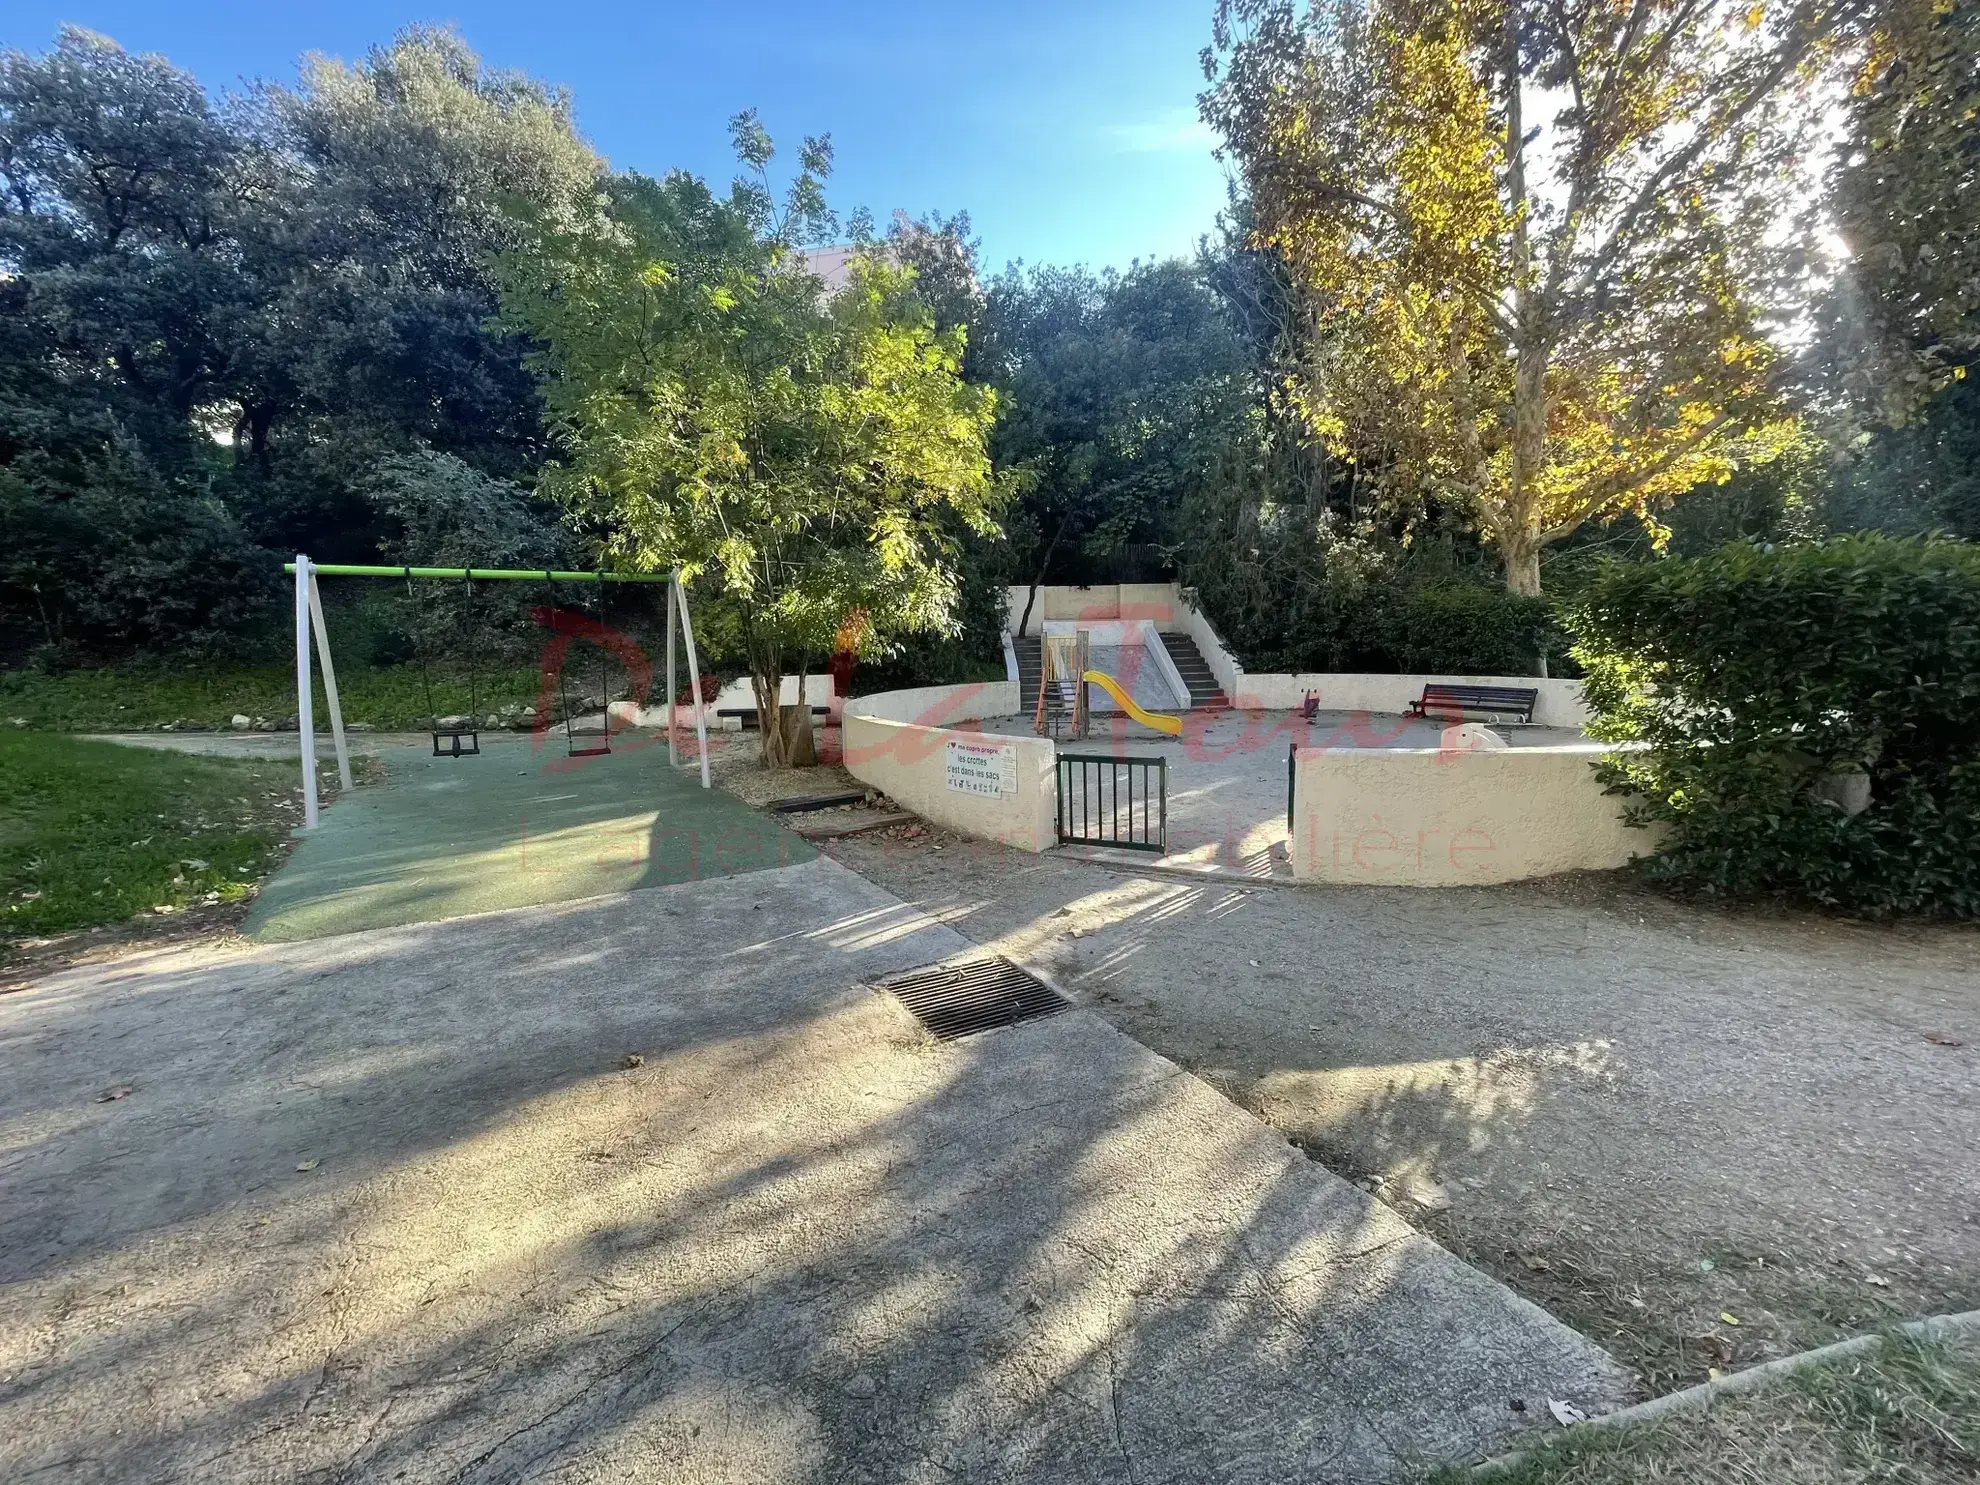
[1500,10,1549,607]
[751,660,787,767]
[778,705,818,767]
[1502,530,1542,596]
[779,654,817,766]
[1017,512,1074,638]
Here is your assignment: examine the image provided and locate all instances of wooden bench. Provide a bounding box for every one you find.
[1405,683,1539,724]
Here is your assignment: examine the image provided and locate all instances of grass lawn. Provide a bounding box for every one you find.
[0,659,546,733]
[1441,1333,1980,1484]
[0,732,309,956]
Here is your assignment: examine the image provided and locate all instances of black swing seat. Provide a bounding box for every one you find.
[564,722,611,758]
[431,726,480,758]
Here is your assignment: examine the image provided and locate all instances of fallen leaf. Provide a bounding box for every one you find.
[1518,1253,1553,1273]
[1719,1312,1741,1326]
[621,1053,645,1069]
[1547,1399,1587,1426]
[1924,1031,1965,1048]
[295,1159,320,1172]
[95,1084,135,1103]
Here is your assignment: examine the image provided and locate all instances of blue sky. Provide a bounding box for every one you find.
[3,1,1234,273]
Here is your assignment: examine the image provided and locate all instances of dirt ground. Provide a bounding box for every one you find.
[823,830,1980,1392]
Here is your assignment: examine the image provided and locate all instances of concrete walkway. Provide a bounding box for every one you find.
[0,857,1625,1483]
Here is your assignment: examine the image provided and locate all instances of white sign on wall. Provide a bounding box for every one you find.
[945,738,1018,797]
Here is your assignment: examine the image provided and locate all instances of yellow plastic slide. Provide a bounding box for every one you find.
[1081,670,1184,735]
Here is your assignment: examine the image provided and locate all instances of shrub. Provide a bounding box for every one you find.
[1367,583,1558,676]
[1195,564,1562,676]
[0,436,280,663]
[365,451,580,664]
[1566,534,1980,917]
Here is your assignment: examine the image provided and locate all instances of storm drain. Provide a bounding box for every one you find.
[881,955,1070,1040]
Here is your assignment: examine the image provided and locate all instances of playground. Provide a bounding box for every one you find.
[244,733,804,942]
[0,565,1651,1481]
[2,568,1974,1484]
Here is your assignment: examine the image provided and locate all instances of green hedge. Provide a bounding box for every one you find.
[1567,534,1980,917]
[1197,573,1561,676]
[1367,583,1558,675]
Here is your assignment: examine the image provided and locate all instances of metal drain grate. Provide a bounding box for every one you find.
[881,955,1070,1040]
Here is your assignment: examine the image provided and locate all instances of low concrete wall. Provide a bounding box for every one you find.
[1288,742,1660,886]
[1242,672,1590,729]
[630,673,835,731]
[1170,590,1589,727]
[1006,584,1182,635]
[842,682,1058,852]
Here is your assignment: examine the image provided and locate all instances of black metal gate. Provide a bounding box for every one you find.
[1057,753,1167,854]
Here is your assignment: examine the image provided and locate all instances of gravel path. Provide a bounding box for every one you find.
[826,832,1980,1390]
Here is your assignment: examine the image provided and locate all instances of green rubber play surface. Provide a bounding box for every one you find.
[245,735,810,942]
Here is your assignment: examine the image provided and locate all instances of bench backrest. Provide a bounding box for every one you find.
[1417,684,1538,719]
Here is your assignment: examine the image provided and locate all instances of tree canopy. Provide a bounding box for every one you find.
[1828,0,1980,418]
[496,148,1005,760]
[1203,0,1863,592]
[2,11,1977,697]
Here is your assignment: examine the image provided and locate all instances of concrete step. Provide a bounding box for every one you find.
[1155,633,1229,709]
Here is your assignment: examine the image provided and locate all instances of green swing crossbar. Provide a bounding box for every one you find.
[283,564,669,582]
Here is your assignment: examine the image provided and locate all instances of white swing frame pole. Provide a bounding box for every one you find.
[294,555,320,828]
[673,568,710,789]
[666,572,679,767]
[308,573,353,793]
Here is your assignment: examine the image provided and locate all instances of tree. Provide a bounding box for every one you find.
[884,211,999,382]
[1203,0,1861,593]
[987,259,1253,630]
[0,27,277,659]
[1826,0,1980,419]
[0,25,603,656]
[0,27,261,442]
[253,26,603,478]
[497,138,1005,765]
[1802,0,1980,540]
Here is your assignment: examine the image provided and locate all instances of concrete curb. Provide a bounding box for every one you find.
[1053,847,1304,890]
[1472,1309,1980,1475]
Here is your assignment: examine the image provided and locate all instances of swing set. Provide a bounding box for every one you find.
[284,556,713,829]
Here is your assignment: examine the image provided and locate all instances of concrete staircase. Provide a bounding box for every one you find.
[1011,635,1051,721]
[1156,632,1231,710]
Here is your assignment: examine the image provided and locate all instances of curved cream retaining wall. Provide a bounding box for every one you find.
[842,682,1058,852]
[1239,672,1590,728]
[1288,742,1662,885]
